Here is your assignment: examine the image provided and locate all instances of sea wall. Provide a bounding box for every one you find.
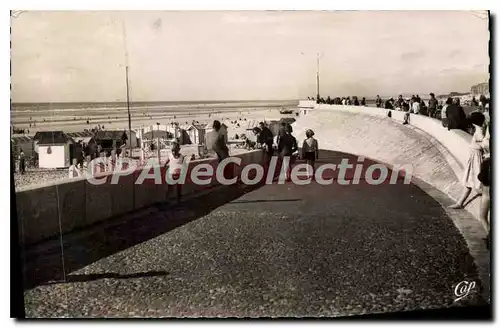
[16,150,265,246]
[294,105,480,220]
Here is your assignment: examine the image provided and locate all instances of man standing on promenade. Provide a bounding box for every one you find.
[428,93,438,118]
[278,125,298,181]
[277,122,287,147]
[258,122,274,162]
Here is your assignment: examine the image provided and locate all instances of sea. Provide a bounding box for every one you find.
[10,100,299,124]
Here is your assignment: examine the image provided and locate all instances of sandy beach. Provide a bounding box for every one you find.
[11,101,298,190]
[11,102,297,136]
[13,143,253,191]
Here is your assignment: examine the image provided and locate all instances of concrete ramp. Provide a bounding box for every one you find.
[292,107,476,217]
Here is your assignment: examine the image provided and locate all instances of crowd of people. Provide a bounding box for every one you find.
[308,96,367,106]
[309,93,490,136]
[243,121,319,181]
[309,92,491,249]
[385,93,491,249]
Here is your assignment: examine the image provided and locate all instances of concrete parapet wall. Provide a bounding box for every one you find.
[293,104,479,220]
[15,150,264,246]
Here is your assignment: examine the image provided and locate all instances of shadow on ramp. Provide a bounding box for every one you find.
[43,270,170,285]
[230,199,301,204]
[21,183,266,290]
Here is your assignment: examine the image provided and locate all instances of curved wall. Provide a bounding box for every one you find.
[15,150,265,246]
[293,105,479,219]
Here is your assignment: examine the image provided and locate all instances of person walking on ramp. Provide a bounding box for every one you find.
[302,129,319,178]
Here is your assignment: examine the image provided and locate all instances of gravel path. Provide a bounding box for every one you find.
[22,150,486,318]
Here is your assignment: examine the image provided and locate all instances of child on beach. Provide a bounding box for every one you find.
[165,142,185,204]
[302,129,319,178]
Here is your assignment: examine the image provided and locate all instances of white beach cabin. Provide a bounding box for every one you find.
[37,131,74,168]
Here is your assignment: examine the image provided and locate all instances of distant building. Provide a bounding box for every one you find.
[37,132,74,168]
[470,82,489,96]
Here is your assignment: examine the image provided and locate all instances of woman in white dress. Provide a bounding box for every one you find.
[449,112,486,209]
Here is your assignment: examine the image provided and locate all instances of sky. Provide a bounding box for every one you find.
[11,10,490,102]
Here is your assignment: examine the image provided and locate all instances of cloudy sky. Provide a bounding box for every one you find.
[11,10,490,102]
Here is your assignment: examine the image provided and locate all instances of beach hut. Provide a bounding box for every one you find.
[34,131,66,154]
[178,128,192,145]
[94,130,128,155]
[37,132,74,168]
[67,131,97,160]
[124,129,139,148]
[66,131,95,145]
[142,130,174,141]
[186,124,206,145]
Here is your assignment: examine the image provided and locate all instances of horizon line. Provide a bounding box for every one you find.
[10,99,302,105]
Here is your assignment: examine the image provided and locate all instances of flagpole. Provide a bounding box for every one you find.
[121,17,133,158]
[316,53,320,100]
[125,66,132,157]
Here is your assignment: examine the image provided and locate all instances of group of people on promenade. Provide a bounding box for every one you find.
[384,93,491,248]
[309,92,492,249]
[392,93,490,133]
[308,96,368,106]
[308,93,490,133]
[249,121,319,180]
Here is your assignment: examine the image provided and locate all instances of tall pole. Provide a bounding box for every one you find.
[122,18,132,158]
[125,66,132,157]
[157,123,161,164]
[316,53,320,100]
